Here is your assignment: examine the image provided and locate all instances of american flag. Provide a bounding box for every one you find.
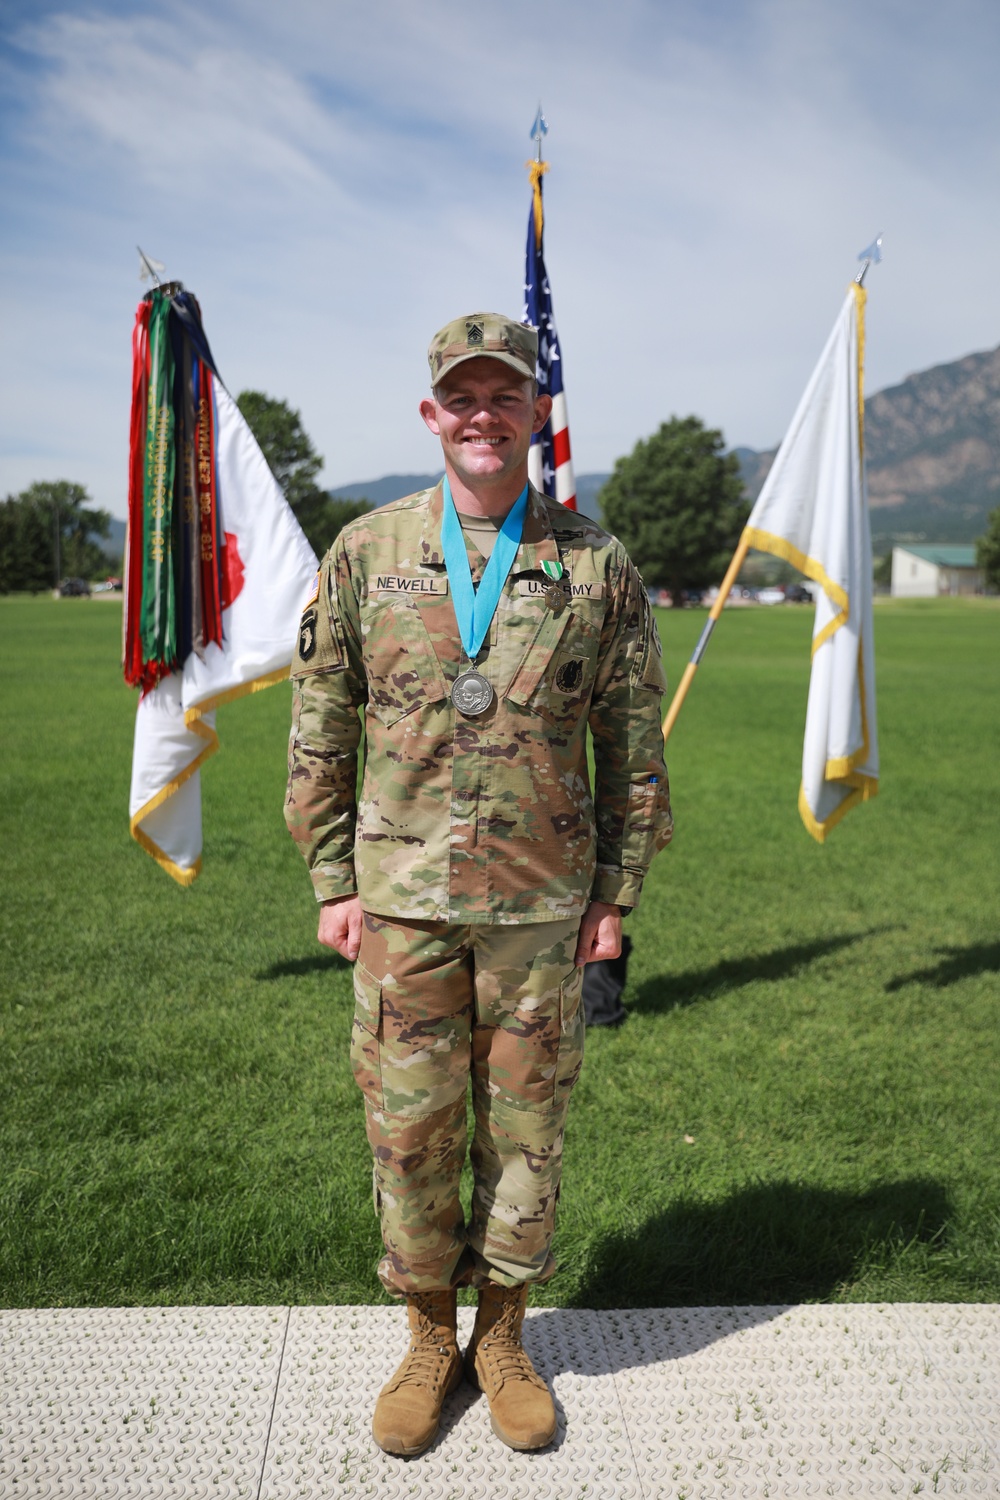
[523,168,576,510]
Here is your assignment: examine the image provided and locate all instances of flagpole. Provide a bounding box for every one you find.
[137,246,162,288]
[661,531,750,743]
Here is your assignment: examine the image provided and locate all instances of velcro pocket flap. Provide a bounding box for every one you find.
[504,604,580,711]
[364,602,449,726]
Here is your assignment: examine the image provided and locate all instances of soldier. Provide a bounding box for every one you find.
[285,312,673,1457]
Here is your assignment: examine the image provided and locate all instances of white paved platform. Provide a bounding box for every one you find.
[1,1304,997,1498]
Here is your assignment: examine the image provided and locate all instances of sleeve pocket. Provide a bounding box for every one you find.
[631,593,667,693]
[622,781,659,869]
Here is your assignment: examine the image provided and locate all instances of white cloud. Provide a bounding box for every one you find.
[3,0,1000,513]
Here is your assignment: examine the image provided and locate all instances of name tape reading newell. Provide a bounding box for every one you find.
[373,575,449,595]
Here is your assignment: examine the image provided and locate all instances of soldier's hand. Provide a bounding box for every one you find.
[574,900,622,966]
[318,895,363,962]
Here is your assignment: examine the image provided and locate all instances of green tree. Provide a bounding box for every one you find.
[599,416,748,603]
[873,552,893,589]
[236,390,369,556]
[0,481,110,593]
[976,506,1000,591]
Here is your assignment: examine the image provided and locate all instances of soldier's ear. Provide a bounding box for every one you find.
[532,393,553,435]
[419,397,441,435]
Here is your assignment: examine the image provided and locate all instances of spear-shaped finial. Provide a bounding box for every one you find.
[529,103,548,164]
[526,107,550,249]
[137,246,165,287]
[855,233,883,286]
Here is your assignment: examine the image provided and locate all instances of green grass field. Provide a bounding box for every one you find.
[1,594,998,1309]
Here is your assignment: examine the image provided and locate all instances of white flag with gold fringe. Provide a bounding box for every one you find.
[128,378,317,884]
[743,283,879,840]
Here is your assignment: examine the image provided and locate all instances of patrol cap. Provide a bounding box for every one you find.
[428,312,538,388]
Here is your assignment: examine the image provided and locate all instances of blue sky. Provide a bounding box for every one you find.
[3,0,999,517]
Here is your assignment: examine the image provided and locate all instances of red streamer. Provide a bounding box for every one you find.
[124,301,151,687]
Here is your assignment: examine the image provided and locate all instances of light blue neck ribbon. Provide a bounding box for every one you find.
[440,477,529,661]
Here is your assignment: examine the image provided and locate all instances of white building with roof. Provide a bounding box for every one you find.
[890,544,984,598]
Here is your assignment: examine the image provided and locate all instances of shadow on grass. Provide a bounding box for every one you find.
[885,941,1000,992]
[629,931,877,1014]
[256,952,350,980]
[568,1177,950,1313]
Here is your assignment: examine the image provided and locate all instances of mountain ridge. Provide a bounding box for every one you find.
[99,340,999,557]
[734,341,1000,547]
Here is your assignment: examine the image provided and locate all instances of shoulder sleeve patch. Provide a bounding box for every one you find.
[290,569,345,679]
[631,589,667,693]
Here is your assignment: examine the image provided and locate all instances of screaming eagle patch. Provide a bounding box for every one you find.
[298,608,318,661]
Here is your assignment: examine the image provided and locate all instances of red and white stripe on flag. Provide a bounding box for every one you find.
[528,392,576,508]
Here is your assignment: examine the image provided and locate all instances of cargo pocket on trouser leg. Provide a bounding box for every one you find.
[469,964,585,1286]
[554,963,586,1104]
[350,961,383,1107]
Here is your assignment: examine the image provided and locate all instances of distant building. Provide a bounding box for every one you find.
[890,544,984,599]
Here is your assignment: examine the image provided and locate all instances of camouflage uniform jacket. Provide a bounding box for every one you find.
[285,481,673,923]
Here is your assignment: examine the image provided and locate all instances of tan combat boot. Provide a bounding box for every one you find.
[464,1281,557,1451]
[371,1288,462,1457]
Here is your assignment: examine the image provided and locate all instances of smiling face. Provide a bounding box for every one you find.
[419,357,552,512]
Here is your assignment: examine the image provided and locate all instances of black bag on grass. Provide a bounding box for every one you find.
[582,935,632,1027]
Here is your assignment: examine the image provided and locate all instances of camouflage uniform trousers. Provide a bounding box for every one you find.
[350,910,586,1297]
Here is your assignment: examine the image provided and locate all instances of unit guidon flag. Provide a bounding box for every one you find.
[124,285,317,884]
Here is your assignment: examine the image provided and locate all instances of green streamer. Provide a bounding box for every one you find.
[141,293,176,671]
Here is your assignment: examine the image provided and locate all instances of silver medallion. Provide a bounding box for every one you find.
[451,669,494,716]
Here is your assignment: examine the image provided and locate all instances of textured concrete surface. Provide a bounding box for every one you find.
[1,1303,998,1497]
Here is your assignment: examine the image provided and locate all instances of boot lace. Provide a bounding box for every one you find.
[388,1292,457,1393]
[478,1295,547,1392]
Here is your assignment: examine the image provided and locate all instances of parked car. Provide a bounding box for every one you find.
[58,577,91,598]
[784,584,813,604]
[756,587,786,605]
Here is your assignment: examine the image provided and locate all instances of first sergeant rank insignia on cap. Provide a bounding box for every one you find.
[298,607,318,661]
[466,320,484,346]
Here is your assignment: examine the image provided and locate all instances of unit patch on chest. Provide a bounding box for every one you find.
[373,575,449,595]
[555,658,584,692]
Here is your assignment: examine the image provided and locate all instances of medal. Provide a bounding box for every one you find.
[541,559,565,611]
[440,478,529,717]
[451,669,494,716]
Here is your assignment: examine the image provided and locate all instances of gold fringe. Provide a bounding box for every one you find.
[799,774,879,844]
[525,159,549,250]
[130,665,291,887]
[854,280,866,461]
[184,665,289,724]
[742,526,849,654]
